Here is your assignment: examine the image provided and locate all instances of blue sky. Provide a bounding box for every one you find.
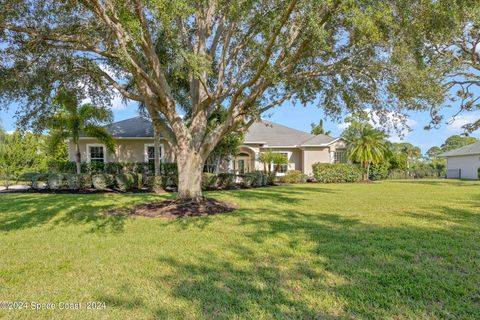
[1,94,479,154]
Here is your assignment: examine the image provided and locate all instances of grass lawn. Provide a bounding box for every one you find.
[0,180,479,319]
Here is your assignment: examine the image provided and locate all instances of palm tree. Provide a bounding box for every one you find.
[311,119,332,135]
[258,150,288,184]
[348,125,388,181]
[47,88,115,174]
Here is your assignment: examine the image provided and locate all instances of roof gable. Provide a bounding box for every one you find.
[439,141,480,157]
[96,117,340,147]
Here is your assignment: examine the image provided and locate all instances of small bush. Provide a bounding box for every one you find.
[162,163,178,187]
[32,173,49,190]
[17,172,39,186]
[202,173,218,190]
[66,174,81,190]
[312,163,361,183]
[48,173,66,190]
[134,173,144,189]
[79,174,93,190]
[278,170,307,184]
[369,163,389,181]
[239,173,256,188]
[92,174,114,190]
[217,173,236,188]
[115,173,134,191]
[145,175,163,193]
[250,171,265,187]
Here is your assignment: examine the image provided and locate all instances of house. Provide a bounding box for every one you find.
[440,141,480,179]
[68,117,348,176]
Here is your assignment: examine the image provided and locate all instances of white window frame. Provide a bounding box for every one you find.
[86,144,106,163]
[144,143,164,163]
[269,151,292,176]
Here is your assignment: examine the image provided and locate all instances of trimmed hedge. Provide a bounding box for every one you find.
[32,173,49,190]
[66,174,81,190]
[239,173,256,188]
[17,172,39,186]
[92,174,114,190]
[278,170,307,184]
[145,175,163,193]
[48,173,66,190]
[312,163,361,183]
[202,173,218,190]
[217,173,236,188]
[115,173,135,191]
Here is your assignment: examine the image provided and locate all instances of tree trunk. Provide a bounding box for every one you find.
[366,162,370,181]
[176,149,205,202]
[154,129,161,176]
[75,142,82,174]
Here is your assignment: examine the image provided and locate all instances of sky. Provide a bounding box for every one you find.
[2,94,479,154]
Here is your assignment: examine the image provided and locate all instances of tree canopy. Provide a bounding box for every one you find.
[0,0,476,200]
[441,135,477,152]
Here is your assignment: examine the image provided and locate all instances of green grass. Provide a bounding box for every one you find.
[0,180,479,319]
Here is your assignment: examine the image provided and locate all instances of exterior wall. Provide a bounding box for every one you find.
[256,147,303,173]
[302,147,331,175]
[68,138,173,163]
[446,155,480,179]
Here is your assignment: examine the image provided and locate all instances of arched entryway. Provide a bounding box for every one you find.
[232,147,256,174]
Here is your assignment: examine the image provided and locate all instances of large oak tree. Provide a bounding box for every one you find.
[0,0,472,201]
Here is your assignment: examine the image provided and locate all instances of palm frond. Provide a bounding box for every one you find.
[83,125,116,153]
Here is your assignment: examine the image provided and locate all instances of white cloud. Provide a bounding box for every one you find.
[337,108,417,142]
[6,130,14,134]
[447,112,480,132]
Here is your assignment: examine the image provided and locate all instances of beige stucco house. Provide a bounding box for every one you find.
[440,141,480,179]
[69,117,348,176]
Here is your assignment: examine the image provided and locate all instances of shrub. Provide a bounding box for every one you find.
[48,173,66,190]
[202,173,218,190]
[478,167,480,179]
[47,160,77,174]
[79,174,93,190]
[115,173,135,191]
[66,174,81,190]
[133,173,144,189]
[250,171,264,187]
[278,170,307,184]
[32,173,49,190]
[312,163,361,183]
[92,174,114,190]
[162,163,178,187]
[17,172,39,186]
[239,173,256,188]
[217,173,236,188]
[369,163,389,181]
[145,175,163,193]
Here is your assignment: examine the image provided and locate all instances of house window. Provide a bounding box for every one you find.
[88,145,105,163]
[144,144,163,163]
[334,150,347,164]
[271,152,289,174]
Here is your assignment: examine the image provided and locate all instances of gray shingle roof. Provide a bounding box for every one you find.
[244,120,314,146]
[300,134,336,146]
[100,117,340,146]
[104,116,154,137]
[439,141,480,157]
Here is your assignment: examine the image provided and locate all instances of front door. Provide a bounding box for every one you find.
[237,159,245,174]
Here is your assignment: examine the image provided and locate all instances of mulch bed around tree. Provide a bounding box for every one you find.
[108,198,240,219]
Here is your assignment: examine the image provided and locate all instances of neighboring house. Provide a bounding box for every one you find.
[440,141,480,179]
[68,117,348,176]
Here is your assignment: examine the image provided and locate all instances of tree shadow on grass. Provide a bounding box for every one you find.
[0,193,163,233]
[152,205,480,319]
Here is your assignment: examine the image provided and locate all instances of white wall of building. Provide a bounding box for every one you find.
[446,155,480,179]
